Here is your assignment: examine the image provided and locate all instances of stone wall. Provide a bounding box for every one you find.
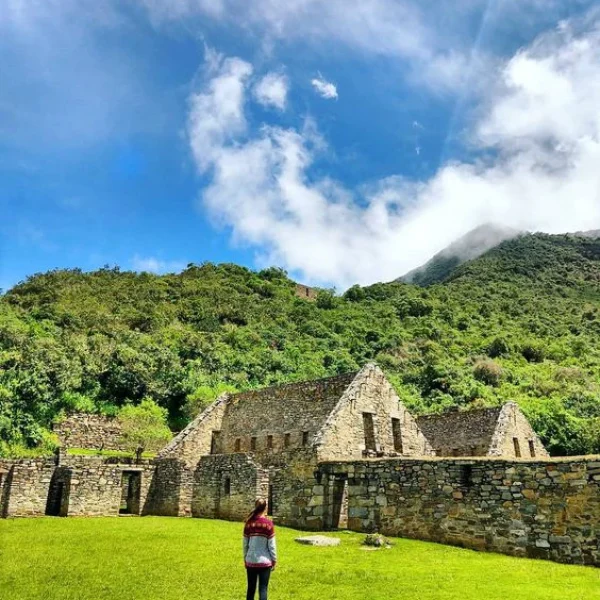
[315,364,433,461]
[417,408,502,456]
[0,458,57,517]
[53,414,125,451]
[218,373,357,455]
[63,456,155,517]
[192,453,268,520]
[158,394,229,465]
[305,456,600,566]
[294,284,317,301]
[145,458,194,517]
[0,456,155,518]
[489,403,549,458]
[416,403,549,458]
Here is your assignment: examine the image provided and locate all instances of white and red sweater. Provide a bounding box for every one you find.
[243,516,277,568]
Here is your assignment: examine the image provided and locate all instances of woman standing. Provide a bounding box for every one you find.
[243,498,277,600]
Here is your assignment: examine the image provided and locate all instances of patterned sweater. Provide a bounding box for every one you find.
[243,516,277,568]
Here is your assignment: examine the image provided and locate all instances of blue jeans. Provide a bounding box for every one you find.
[246,567,271,600]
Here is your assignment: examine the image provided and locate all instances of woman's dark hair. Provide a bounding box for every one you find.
[246,498,267,522]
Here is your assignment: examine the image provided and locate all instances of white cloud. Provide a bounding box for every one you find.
[188,17,600,289]
[140,0,597,93]
[140,0,497,92]
[311,75,338,100]
[253,72,289,110]
[131,255,185,274]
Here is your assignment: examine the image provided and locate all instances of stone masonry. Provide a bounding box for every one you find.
[52,414,126,452]
[3,363,598,568]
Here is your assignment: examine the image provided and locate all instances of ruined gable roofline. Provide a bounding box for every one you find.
[157,392,231,458]
[226,370,360,403]
[488,402,518,455]
[312,362,378,452]
[487,401,547,457]
[416,406,503,425]
[157,369,362,458]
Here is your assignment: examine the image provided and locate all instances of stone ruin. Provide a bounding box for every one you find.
[1,363,598,567]
[52,414,125,452]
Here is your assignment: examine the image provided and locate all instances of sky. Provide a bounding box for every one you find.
[1,1,600,291]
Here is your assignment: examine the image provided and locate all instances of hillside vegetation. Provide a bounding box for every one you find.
[1,233,600,457]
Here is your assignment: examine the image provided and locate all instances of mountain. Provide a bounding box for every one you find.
[399,224,520,286]
[571,229,600,239]
[2,233,600,458]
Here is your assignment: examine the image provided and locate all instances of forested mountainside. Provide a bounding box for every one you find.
[1,232,600,457]
[399,224,519,286]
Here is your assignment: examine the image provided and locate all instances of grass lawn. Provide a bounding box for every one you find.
[1,517,598,600]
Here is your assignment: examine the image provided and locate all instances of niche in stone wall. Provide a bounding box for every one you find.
[459,465,473,489]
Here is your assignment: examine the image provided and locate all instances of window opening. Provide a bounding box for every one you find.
[391,418,403,453]
[513,437,521,458]
[362,413,376,451]
[210,431,221,455]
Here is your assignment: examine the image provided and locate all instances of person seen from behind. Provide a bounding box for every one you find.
[243,498,277,600]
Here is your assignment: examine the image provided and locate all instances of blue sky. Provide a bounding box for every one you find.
[1,1,600,291]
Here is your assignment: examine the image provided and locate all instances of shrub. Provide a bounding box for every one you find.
[487,336,510,358]
[521,342,545,363]
[473,359,503,386]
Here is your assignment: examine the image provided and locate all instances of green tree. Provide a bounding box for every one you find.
[117,399,172,461]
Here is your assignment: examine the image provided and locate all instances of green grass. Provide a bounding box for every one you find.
[0,518,598,600]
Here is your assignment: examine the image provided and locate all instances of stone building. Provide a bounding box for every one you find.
[2,363,599,567]
[159,363,433,465]
[294,283,317,300]
[416,403,549,459]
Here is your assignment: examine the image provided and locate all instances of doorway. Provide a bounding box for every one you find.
[45,470,68,517]
[120,471,142,515]
[330,476,348,530]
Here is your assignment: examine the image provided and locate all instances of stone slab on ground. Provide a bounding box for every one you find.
[295,535,341,547]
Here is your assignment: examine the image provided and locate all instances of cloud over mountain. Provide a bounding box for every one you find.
[188,15,600,289]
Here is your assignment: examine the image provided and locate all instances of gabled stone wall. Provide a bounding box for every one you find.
[488,403,549,458]
[315,364,433,461]
[416,408,502,456]
[158,394,229,465]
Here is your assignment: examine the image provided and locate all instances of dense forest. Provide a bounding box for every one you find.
[1,232,599,457]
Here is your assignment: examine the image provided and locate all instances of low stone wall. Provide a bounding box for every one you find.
[145,458,194,517]
[0,456,155,518]
[63,456,155,517]
[53,414,125,451]
[192,453,268,521]
[0,458,57,517]
[310,457,600,566]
